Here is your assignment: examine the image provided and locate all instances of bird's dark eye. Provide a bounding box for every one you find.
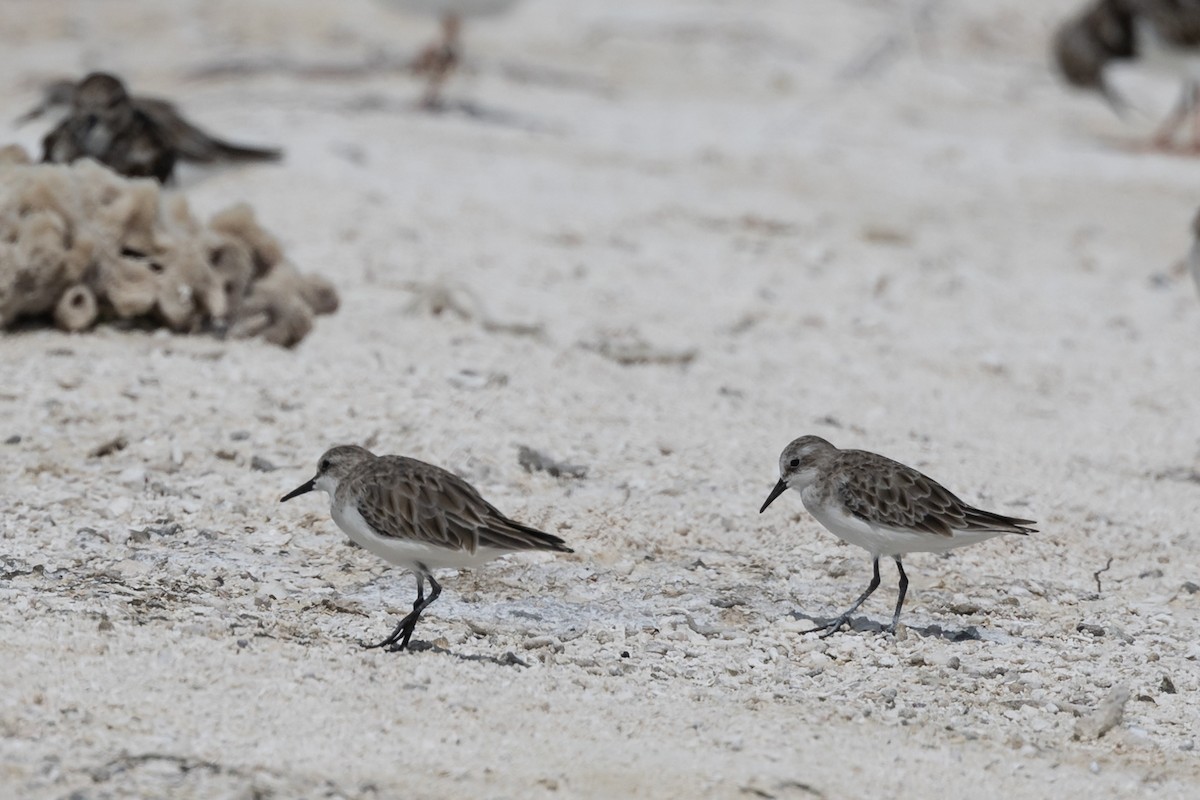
[320,459,331,472]
[789,458,800,468]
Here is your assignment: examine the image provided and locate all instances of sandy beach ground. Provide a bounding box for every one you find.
[2,1,1199,797]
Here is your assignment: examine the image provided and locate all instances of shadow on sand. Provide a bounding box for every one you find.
[789,611,983,642]
[400,640,532,667]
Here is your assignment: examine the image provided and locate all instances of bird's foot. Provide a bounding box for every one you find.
[359,636,395,650]
[800,615,852,638]
[360,626,414,651]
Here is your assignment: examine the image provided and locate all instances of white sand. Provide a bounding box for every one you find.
[2,0,1199,796]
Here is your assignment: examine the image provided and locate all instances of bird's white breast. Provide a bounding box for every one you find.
[83,125,114,155]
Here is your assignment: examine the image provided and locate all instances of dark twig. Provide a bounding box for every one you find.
[1093,556,1114,594]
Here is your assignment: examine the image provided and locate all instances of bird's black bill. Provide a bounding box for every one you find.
[759,479,789,513]
[14,106,43,126]
[280,478,315,502]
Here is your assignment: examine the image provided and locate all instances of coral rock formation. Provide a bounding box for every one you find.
[0,153,335,346]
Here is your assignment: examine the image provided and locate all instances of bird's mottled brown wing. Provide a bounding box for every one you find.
[353,457,571,554]
[137,98,281,164]
[1130,0,1200,47]
[40,120,78,164]
[834,451,1036,536]
[119,112,177,182]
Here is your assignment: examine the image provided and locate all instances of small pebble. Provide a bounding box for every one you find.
[250,455,277,472]
[1074,685,1130,741]
[117,467,146,488]
[523,636,563,652]
[949,597,980,615]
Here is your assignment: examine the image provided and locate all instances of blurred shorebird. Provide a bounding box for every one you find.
[1054,0,1200,152]
[379,0,521,108]
[1186,207,1200,297]
[32,72,282,182]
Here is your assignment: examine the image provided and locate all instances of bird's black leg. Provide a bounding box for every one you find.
[886,557,908,634]
[392,574,442,651]
[803,558,881,638]
[417,12,460,109]
[363,572,426,650]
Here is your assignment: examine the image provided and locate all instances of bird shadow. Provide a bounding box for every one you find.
[341,93,562,135]
[402,639,531,667]
[788,611,983,642]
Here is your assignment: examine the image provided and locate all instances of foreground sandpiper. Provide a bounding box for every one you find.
[760,436,1035,637]
[282,444,572,651]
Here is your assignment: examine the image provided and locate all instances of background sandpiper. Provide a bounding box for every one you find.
[37,72,281,182]
[1054,0,1200,151]
[379,0,522,107]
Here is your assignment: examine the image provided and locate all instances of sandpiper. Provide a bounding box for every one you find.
[281,444,572,651]
[38,72,281,182]
[760,436,1035,637]
[379,0,522,108]
[1187,206,1200,296]
[1054,0,1200,151]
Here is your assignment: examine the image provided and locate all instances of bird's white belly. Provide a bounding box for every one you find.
[330,501,505,572]
[800,491,1006,558]
[83,126,114,155]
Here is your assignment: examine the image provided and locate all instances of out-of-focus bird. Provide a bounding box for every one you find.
[1187,206,1200,297]
[379,0,521,108]
[31,72,282,182]
[1054,0,1200,151]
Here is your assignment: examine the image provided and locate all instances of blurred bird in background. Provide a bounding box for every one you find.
[1054,0,1200,152]
[27,71,282,182]
[379,0,521,108]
